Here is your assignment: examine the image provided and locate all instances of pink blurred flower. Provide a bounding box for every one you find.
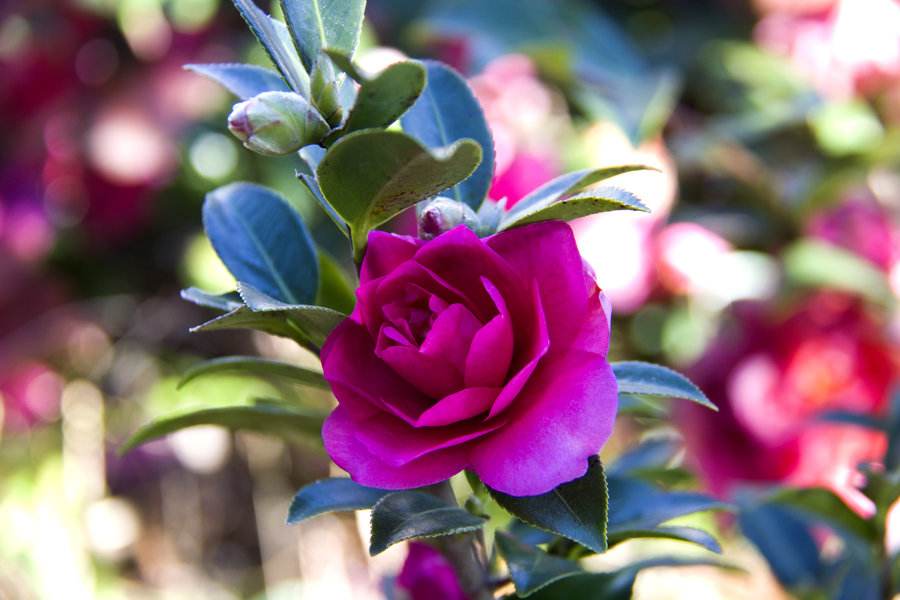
[469,55,563,206]
[572,123,678,313]
[808,195,899,271]
[655,223,733,296]
[1,362,63,432]
[396,542,468,600]
[679,294,895,514]
[755,0,900,99]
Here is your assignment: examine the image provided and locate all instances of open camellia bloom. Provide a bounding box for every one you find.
[321,221,617,496]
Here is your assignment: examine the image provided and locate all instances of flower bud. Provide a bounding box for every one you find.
[417,197,480,239]
[227,91,330,156]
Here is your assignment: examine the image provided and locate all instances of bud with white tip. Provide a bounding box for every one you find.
[418,197,481,239]
[227,91,330,156]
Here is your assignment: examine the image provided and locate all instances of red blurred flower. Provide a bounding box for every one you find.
[679,294,896,514]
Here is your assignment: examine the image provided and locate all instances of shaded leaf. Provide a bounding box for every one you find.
[316,129,481,259]
[608,437,681,477]
[369,491,486,555]
[316,251,356,313]
[495,532,583,597]
[287,477,390,524]
[203,183,318,305]
[607,476,728,532]
[738,501,824,589]
[178,356,328,390]
[121,404,324,453]
[185,63,289,99]
[612,361,717,411]
[607,526,721,553]
[324,48,368,83]
[500,187,648,230]
[280,0,366,73]
[768,486,878,543]
[490,456,608,554]
[401,61,493,209]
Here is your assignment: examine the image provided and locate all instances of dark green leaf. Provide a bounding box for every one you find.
[316,129,481,259]
[339,61,426,136]
[527,556,736,600]
[316,251,356,313]
[287,477,390,524]
[180,288,243,312]
[280,0,366,73]
[495,532,583,597]
[178,356,329,390]
[121,404,324,453]
[231,0,309,95]
[507,165,654,218]
[607,526,721,553]
[607,476,728,532]
[612,361,717,411]
[815,410,887,431]
[203,183,319,305]
[368,491,486,555]
[499,187,649,230]
[400,61,493,210]
[489,456,608,554]
[185,63,290,99]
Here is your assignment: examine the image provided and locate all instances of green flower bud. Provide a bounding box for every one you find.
[418,197,481,240]
[227,91,330,156]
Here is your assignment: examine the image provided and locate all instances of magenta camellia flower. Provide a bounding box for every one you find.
[396,542,468,600]
[321,221,617,496]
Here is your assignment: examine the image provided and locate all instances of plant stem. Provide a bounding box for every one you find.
[425,481,493,600]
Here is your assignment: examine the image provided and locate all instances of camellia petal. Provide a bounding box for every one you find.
[470,351,618,496]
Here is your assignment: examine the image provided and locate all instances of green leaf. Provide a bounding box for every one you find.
[784,239,895,306]
[237,282,346,348]
[489,456,608,554]
[316,129,481,260]
[499,187,648,230]
[400,61,493,210]
[324,48,368,83]
[120,404,324,453]
[185,63,289,99]
[495,532,583,597]
[287,477,391,524]
[231,0,309,96]
[316,251,356,313]
[203,183,318,306]
[368,491,486,555]
[338,61,426,137]
[178,356,329,390]
[180,288,243,312]
[607,526,721,553]
[280,0,366,73]
[607,476,728,532]
[507,165,655,218]
[612,361,717,411]
[608,437,681,477]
